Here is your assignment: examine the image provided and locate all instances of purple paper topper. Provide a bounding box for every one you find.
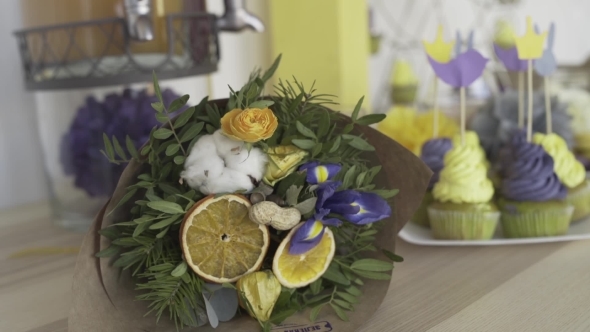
[455,30,475,56]
[494,44,528,72]
[427,49,488,88]
[534,22,557,77]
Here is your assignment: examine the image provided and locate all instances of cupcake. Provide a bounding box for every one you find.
[428,131,499,240]
[500,131,572,237]
[533,133,589,221]
[390,60,418,104]
[413,138,453,227]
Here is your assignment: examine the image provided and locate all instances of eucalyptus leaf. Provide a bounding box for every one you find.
[352,270,391,280]
[383,249,404,262]
[166,143,180,156]
[171,262,187,277]
[126,136,139,159]
[296,121,317,139]
[152,72,163,102]
[156,227,169,238]
[309,278,322,295]
[261,54,281,83]
[175,106,196,127]
[149,215,180,229]
[309,303,325,322]
[330,303,349,321]
[155,112,169,123]
[169,94,190,113]
[202,294,219,328]
[351,96,364,121]
[174,155,186,165]
[95,245,120,258]
[342,165,357,188]
[146,201,184,214]
[151,101,165,113]
[208,288,238,322]
[321,264,350,286]
[329,136,341,153]
[112,136,127,160]
[347,136,375,151]
[132,221,151,237]
[292,139,315,150]
[336,292,358,304]
[107,189,137,215]
[140,144,151,156]
[333,299,354,311]
[372,189,399,199]
[345,285,361,296]
[153,128,173,139]
[249,100,274,108]
[285,185,303,206]
[270,308,298,325]
[206,104,221,127]
[355,113,386,126]
[181,122,204,142]
[294,197,317,215]
[102,133,115,160]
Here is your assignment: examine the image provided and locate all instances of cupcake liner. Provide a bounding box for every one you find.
[412,191,434,227]
[567,181,590,222]
[427,207,500,240]
[501,206,574,238]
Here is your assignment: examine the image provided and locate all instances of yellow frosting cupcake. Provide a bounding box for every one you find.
[533,133,590,221]
[428,132,499,239]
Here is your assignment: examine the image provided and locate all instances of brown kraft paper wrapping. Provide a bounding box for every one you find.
[69,99,432,332]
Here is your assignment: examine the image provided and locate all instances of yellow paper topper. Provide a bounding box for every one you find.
[423,25,455,63]
[515,16,547,60]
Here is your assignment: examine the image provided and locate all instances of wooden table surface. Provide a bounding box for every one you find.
[2,202,590,332]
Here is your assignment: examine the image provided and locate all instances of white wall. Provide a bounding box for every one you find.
[0,0,46,210]
[0,0,269,209]
[368,0,590,113]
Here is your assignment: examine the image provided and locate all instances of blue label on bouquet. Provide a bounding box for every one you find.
[273,321,333,332]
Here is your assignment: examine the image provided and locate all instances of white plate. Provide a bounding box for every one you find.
[399,217,590,246]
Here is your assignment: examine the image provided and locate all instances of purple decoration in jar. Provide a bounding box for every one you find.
[60,88,185,197]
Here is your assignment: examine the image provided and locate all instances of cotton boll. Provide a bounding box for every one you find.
[201,168,255,195]
[181,155,225,191]
[225,147,268,181]
[185,135,217,167]
[213,130,244,158]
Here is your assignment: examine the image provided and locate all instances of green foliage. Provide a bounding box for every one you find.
[98,56,402,331]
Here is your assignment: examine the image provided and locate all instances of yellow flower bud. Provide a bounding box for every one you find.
[263,145,308,186]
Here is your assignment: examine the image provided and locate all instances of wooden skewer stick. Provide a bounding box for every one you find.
[433,79,439,138]
[545,76,552,134]
[527,59,534,142]
[460,87,466,146]
[518,71,525,129]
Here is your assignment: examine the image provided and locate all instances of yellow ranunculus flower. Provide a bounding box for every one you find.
[263,145,308,186]
[221,108,278,143]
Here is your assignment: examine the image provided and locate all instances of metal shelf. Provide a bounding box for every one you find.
[14,13,220,90]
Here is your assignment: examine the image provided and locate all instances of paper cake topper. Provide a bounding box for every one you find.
[423,25,455,63]
[515,17,548,60]
[427,50,488,88]
[494,44,528,72]
[455,30,474,56]
[534,22,557,77]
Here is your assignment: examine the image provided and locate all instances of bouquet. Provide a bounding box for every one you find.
[69,56,431,332]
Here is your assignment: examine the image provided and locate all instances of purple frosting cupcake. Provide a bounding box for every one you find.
[420,138,453,190]
[500,131,572,238]
[502,131,567,201]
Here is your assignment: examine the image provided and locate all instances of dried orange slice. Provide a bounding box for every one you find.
[272,222,335,288]
[181,194,269,283]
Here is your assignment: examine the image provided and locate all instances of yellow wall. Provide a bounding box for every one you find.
[269,0,370,114]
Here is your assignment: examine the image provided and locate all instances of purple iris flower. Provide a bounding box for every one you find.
[60,88,185,197]
[299,161,341,184]
[316,181,342,210]
[323,190,392,225]
[289,209,341,255]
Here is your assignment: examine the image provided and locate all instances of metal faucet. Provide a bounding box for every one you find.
[217,0,265,32]
[124,0,154,41]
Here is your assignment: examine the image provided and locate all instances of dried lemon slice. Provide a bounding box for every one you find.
[272,222,335,288]
[181,195,269,283]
